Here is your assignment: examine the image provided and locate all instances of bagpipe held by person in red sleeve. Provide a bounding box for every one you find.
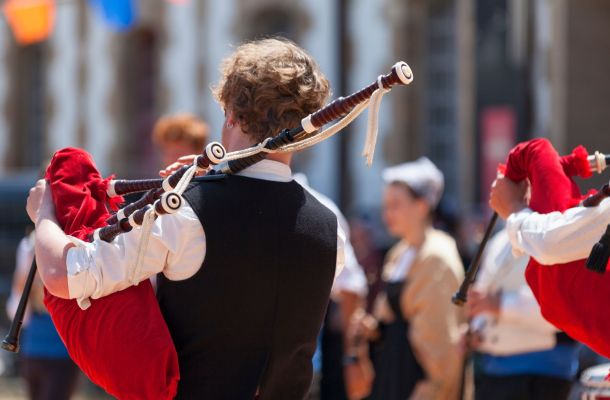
[33,148,179,400]
[486,138,610,358]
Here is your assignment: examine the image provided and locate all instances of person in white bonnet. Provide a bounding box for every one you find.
[350,157,465,400]
[382,157,445,208]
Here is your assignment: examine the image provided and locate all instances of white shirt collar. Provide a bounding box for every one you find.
[235,159,292,182]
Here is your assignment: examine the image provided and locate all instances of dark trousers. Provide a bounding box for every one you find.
[475,373,572,400]
[320,301,347,400]
[20,357,79,400]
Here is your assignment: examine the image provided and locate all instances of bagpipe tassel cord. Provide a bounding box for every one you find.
[132,208,156,285]
[223,99,371,159]
[594,151,607,174]
[284,100,370,153]
[221,137,274,162]
[131,162,199,285]
[362,76,391,166]
[216,77,389,164]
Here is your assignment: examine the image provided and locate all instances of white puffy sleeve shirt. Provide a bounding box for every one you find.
[66,160,346,309]
[506,196,610,265]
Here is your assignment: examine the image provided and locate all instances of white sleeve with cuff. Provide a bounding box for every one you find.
[505,197,610,265]
[66,205,205,309]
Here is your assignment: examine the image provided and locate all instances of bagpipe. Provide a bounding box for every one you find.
[453,138,610,358]
[2,62,413,399]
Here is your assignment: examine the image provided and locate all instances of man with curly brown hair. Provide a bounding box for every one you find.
[27,38,345,399]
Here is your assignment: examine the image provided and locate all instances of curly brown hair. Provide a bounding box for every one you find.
[213,38,330,143]
[151,113,210,150]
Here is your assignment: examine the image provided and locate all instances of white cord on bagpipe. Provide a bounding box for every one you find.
[221,81,389,162]
[594,151,607,174]
[130,161,199,285]
[221,138,275,162]
[131,208,156,285]
[276,100,370,153]
[362,76,391,166]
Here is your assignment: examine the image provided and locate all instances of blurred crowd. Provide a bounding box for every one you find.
[3,112,607,400]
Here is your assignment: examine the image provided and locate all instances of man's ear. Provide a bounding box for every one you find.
[225,111,238,128]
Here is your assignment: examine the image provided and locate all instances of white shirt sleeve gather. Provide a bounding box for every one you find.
[506,197,610,265]
[66,205,205,309]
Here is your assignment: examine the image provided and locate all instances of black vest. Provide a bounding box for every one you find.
[157,174,337,400]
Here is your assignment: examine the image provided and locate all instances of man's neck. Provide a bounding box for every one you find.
[266,152,292,166]
[223,126,293,166]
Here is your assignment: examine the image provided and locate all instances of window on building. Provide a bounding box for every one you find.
[6,43,47,172]
[235,5,309,42]
[425,1,458,205]
[116,26,158,178]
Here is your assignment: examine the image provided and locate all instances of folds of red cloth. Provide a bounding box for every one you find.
[504,138,610,357]
[43,147,179,400]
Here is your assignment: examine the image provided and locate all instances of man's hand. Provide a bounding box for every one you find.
[26,179,54,224]
[349,309,380,342]
[466,289,501,319]
[457,323,483,353]
[489,176,529,219]
[159,154,198,177]
[343,309,376,399]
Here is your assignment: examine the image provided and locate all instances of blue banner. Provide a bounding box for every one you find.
[89,0,137,32]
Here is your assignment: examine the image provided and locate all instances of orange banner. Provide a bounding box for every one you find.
[3,0,55,45]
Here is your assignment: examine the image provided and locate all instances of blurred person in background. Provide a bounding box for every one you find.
[467,228,579,400]
[293,174,374,400]
[348,217,384,312]
[351,157,465,400]
[6,227,80,400]
[151,113,210,169]
[456,216,486,272]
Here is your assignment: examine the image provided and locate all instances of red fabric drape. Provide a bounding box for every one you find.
[43,148,179,400]
[504,138,610,357]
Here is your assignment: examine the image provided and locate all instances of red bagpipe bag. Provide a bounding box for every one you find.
[43,148,179,399]
[504,138,610,357]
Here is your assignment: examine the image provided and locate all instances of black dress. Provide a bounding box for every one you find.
[369,280,425,400]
